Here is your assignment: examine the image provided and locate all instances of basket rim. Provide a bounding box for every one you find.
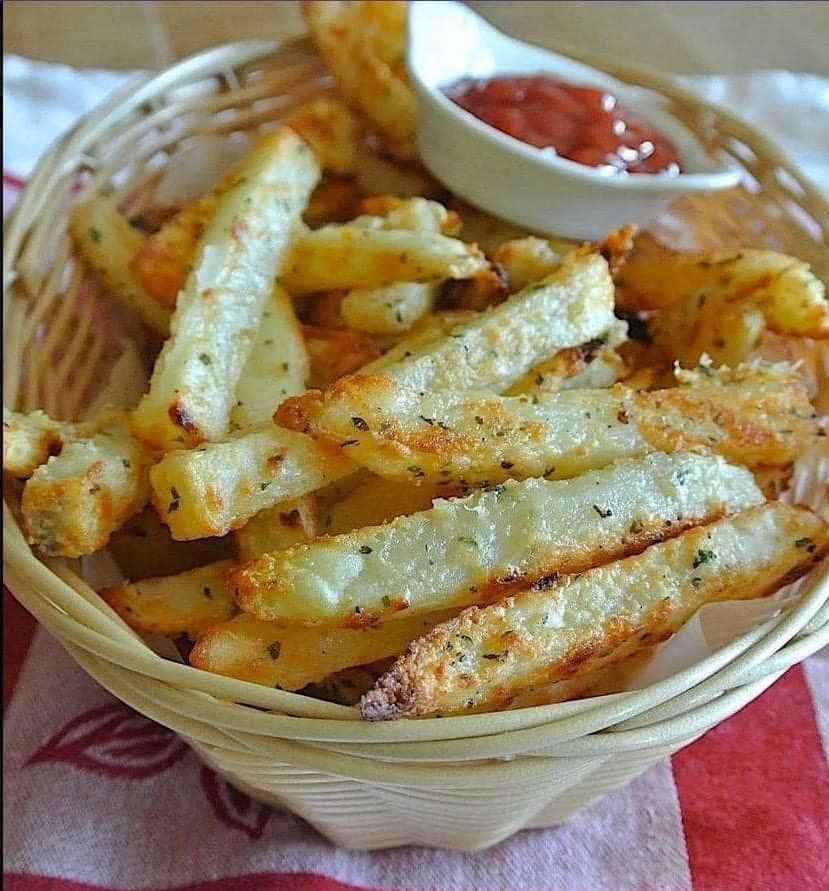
[3,37,828,747]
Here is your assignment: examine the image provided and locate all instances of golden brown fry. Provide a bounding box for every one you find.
[190,609,454,691]
[320,473,452,535]
[233,453,762,626]
[278,362,818,485]
[360,503,829,719]
[303,324,384,388]
[507,320,629,396]
[230,285,309,430]
[101,560,237,639]
[130,193,215,309]
[108,507,235,581]
[22,424,153,558]
[301,660,394,706]
[437,265,509,312]
[618,248,829,367]
[69,196,171,335]
[341,281,438,334]
[357,196,461,235]
[132,129,321,451]
[281,225,488,296]
[303,176,363,227]
[364,310,478,371]
[149,425,354,540]
[287,95,363,175]
[235,495,317,562]
[304,0,418,160]
[315,249,613,393]
[3,408,70,478]
[651,300,767,368]
[494,237,563,293]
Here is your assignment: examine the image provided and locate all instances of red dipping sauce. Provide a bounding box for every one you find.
[446,75,682,175]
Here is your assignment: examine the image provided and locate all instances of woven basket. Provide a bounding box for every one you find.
[4,38,828,852]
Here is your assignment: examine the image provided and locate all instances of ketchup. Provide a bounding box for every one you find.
[446,75,682,175]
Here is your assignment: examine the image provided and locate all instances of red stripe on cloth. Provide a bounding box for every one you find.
[3,171,26,190]
[673,665,829,891]
[4,588,39,714]
[4,873,383,891]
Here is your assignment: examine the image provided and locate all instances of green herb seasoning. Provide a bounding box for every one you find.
[692,548,716,569]
[267,641,282,660]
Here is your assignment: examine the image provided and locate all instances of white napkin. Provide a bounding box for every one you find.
[4,54,828,198]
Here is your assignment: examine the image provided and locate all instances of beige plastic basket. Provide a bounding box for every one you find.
[4,38,829,852]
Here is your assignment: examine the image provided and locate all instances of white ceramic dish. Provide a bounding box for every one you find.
[407,0,742,239]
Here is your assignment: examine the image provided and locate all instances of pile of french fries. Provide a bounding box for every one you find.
[4,1,828,720]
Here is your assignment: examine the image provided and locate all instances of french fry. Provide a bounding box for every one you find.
[234,452,763,626]
[287,95,363,175]
[319,472,451,535]
[235,495,317,562]
[304,176,363,228]
[494,236,564,293]
[325,249,613,392]
[341,281,438,334]
[279,363,818,485]
[508,320,629,396]
[101,560,237,638]
[132,128,321,451]
[619,249,829,339]
[190,609,455,691]
[364,310,478,371]
[504,638,662,710]
[149,425,354,540]
[133,193,462,307]
[357,196,461,235]
[354,145,439,198]
[3,408,71,478]
[438,265,509,312]
[69,196,171,335]
[230,284,309,429]
[304,0,418,160]
[359,503,829,719]
[302,288,348,329]
[130,192,216,309]
[650,300,767,368]
[280,225,488,296]
[303,325,384,388]
[108,507,236,581]
[301,660,394,706]
[751,330,829,413]
[22,424,153,557]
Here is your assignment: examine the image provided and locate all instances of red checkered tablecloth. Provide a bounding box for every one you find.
[3,55,828,891]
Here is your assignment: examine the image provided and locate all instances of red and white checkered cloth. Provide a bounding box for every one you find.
[4,55,829,891]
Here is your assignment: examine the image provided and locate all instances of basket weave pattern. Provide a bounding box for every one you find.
[3,39,828,851]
